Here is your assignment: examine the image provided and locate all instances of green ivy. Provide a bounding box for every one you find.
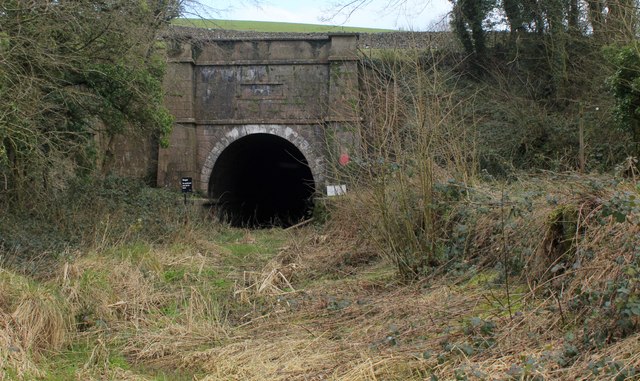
[607,42,640,152]
[83,62,173,143]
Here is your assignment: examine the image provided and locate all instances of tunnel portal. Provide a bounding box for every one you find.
[158,34,359,216]
[209,133,315,227]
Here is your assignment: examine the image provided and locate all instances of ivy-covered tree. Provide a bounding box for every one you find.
[0,0,183,200]
[449,0,495,62]
[608,43,640,154]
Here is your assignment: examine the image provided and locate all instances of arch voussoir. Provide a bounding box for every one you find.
[200,124,324,196]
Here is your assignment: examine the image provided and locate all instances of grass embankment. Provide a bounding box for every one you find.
[1,174,639,380]
[171,18,394,33]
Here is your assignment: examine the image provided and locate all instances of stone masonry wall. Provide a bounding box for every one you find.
[158,32,359,194]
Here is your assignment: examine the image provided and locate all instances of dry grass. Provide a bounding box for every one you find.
[74,365,155,381]
[0,269,72,380]
[192,338,359,380]
[0,270,71,350]
[0,312,44,380]
[1,175,639,380]
[61,258,164,327]
[180,174,639,380]
[122,319,228,369]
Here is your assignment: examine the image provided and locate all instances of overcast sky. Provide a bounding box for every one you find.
[192,0,452,31]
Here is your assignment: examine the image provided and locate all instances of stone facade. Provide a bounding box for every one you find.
[158,33,359,195]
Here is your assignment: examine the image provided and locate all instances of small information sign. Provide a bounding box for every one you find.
[327,184,347,197]
[181,177,193,193]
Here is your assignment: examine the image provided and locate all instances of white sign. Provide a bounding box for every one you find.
[326,184,347,197]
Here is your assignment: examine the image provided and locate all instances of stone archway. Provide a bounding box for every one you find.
[200,125,323,227]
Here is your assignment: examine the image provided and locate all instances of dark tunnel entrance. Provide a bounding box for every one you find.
[209,133,315,228]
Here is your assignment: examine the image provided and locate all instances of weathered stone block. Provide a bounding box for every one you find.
[158,33,359,195]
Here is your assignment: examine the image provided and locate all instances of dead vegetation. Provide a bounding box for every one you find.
[178,174,639,380]
[0,175,639,380]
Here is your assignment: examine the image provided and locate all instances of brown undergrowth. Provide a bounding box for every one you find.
[1,175,639,380]
[177,174,639,380]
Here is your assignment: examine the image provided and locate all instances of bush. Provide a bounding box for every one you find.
[0,175,206,271]
[329,47,476,280]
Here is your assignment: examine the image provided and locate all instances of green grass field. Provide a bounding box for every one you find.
[172,18,394,33]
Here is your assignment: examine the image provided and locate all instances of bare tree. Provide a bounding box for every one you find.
[321,0,437,27]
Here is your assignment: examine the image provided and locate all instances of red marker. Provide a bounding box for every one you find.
[339,153,350,166]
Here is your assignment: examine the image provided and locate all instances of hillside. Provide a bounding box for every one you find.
[171,18,394,33]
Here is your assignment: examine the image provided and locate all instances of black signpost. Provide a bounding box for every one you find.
[181,177,193,205]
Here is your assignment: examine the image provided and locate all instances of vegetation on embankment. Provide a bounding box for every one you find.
[0,1,175,205]
[1,174,639,380]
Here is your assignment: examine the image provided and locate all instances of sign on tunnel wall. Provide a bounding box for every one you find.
[181,177,193,193]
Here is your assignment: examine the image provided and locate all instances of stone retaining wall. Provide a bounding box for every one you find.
[164,26,456,51]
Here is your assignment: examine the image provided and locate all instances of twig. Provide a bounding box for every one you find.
[501,186,514,320]
[285,218,314,231]
[553,289,566,326]
[236,313,272,329]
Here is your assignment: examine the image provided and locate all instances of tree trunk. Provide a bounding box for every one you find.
[587,0,605,39]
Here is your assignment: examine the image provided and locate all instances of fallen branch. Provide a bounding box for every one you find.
[285,218,314,231]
